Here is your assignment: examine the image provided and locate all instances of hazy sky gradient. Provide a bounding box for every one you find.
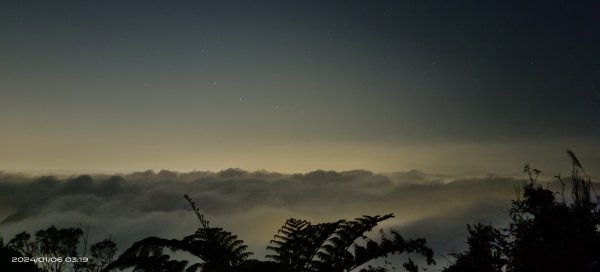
[1,0,599,173]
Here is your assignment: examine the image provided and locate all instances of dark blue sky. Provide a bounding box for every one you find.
[1,0,599,173]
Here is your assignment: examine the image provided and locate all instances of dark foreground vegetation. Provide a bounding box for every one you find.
[1,151,599,272]
[444,151,600,272]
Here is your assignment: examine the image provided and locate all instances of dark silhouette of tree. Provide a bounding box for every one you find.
[8,225,84,272]
[106,195,434,272]
[267,214,435,272]
[104,240,190,272]
[4,226,116,272]
[75,238,117,272]
[104,194,252,272]
[445,150,600,272]
[444,224,506,272]
[1,236,40,272]
[507,153,600,272]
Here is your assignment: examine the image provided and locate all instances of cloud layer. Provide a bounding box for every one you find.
[0,169,537,266]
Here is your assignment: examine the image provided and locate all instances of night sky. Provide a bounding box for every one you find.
[3,1,600,269]
[1,0,599,174]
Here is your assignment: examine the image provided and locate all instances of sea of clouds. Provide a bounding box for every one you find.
[0,169,553,267]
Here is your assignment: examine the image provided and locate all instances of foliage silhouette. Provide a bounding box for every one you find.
[1,236,40,272]
[75,238,117,272]
[106,196,434,272]
[445,150,600,272]
[5,225,116,272]
[104,194,252,272]
[8,225,83,272]
[266,214,435,272]
[444,224,506,272]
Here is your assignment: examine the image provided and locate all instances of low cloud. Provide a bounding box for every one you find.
[0,169,542,265]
